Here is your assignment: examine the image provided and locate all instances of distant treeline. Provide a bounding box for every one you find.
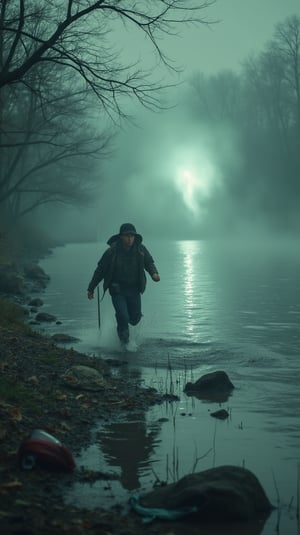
[187,15,300,233]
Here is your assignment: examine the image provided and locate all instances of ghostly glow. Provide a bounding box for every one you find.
[176,169,195,215]
[175,165,213,216]
[167,142,219,218]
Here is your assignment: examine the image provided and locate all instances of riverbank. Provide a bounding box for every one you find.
[0,301,280,535]
[0,229,167,534]
[0,297,175,534]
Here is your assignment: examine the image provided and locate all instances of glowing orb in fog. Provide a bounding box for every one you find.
[176,167,211,215]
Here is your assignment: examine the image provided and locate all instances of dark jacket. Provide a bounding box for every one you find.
[87,234,158,295]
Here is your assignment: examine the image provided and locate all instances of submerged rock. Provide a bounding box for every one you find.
[139,465,273,522]
[184,370,234,402]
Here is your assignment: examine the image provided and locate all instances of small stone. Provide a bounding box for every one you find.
[210,409,229,420]
[35,312,56,322]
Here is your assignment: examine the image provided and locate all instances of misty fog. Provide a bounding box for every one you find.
[36,5,300,244]
[1,0,300,244]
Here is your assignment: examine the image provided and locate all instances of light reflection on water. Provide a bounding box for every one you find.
[38,239,300,355]
[38,239,300,534]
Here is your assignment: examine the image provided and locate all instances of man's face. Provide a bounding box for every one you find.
[120,233,135,249]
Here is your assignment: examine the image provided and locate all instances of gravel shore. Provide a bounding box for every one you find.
[0,309,173,534]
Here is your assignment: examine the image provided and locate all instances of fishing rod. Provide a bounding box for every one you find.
[97,286,101,330]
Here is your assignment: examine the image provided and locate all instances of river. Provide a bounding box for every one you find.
[38,238,300,534]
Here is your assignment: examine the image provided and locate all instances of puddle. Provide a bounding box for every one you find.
[65,411,163,512]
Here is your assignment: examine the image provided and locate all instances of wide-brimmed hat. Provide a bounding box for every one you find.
[107,223,142,245]
[119,223,137,235]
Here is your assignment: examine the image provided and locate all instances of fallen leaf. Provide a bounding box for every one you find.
[8,407,22,422]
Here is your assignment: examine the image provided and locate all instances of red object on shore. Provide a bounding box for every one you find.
[18,429,75,472]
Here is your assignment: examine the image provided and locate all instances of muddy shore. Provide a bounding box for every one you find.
[0,316,276,535]
[0,303,183,534]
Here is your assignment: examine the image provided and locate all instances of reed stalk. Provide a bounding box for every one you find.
[271,469,281,534]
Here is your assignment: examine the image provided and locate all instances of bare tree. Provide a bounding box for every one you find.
[0,0,215,117]
[273,15,300,136]
[190,70,242,124]
[186,14,300,230]
[0,61,112,221]
[242,16,300,163]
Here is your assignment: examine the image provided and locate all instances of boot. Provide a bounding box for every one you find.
[117,326,129,344]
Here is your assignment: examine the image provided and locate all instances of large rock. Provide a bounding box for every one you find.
[62,365,108,391]
[139,465,273,522]
[184,370,234,402]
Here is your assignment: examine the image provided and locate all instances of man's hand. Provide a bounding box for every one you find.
[87,291,94,300]
[152,273,160,282]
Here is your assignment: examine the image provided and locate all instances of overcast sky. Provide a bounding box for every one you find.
[164,0,300,76]
[115,0,300,79]
[56,0,300,242]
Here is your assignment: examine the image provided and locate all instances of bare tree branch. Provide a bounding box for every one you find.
[0,1,216,103]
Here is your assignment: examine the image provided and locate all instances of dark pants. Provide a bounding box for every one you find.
[111,288,142,343]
